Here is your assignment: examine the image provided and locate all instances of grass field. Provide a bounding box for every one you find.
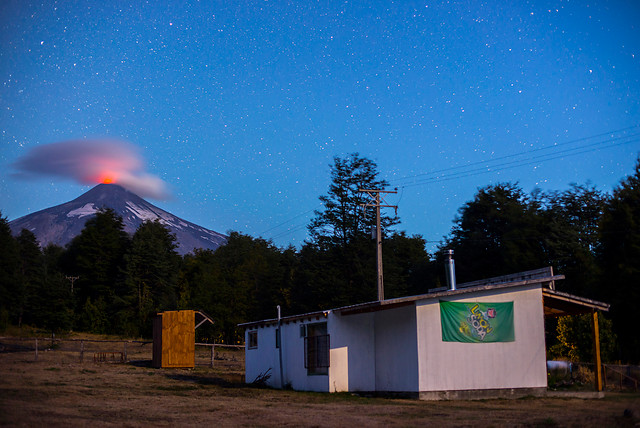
[1,334,639,427]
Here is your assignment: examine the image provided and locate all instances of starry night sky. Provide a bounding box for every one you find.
[1,1,639,250]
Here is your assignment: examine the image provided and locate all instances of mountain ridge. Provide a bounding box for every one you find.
[9,184,227,255]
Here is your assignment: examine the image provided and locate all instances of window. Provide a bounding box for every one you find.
[304,322,329,375]
[248,330,258,349]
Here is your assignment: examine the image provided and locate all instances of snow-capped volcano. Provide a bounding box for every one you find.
[9,184,227,255]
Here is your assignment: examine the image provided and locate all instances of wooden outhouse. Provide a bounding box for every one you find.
[152,310,213,368]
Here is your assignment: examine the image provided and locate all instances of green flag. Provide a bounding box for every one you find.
[440,301,515,343]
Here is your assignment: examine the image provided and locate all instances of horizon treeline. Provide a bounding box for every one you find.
[1,153,639,363]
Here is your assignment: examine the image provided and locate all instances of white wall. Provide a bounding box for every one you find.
[329,312,375,392]
[373,305,419,392]
[415,284,547,392]
[329,305,419,393]
[245,318,331,392]
[244,327,280,387]
[281,319,329,392]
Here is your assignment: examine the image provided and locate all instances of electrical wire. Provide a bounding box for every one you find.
[397,136,640,189]
[258,204,322,236]
[262,125,640,242]
[389,125,639,185]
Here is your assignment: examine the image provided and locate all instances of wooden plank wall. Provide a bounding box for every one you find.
[161,310,195,368]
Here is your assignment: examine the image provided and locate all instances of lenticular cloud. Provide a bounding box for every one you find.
[12,139,170,200]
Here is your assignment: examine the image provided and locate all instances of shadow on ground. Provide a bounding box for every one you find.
[165,372,247,388]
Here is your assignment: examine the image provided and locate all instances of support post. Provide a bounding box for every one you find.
[123,341,128,362]
[210,345,215,368]
[277,305,284,389]
[591,310,603,392]
[35,338,38,361]
[80,340,84,363]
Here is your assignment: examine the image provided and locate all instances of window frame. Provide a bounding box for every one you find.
[247,330,258,349]
[303,322,329,375]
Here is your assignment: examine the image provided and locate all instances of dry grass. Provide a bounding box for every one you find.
[1,335,639,427]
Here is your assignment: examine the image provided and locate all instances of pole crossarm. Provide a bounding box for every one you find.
[359,189,398,213]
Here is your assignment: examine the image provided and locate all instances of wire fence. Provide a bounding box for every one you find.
[0,336,245,370]
[547,361,639,392]
[195,343,245,369]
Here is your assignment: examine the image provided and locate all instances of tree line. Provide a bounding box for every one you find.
[1,153,639,363]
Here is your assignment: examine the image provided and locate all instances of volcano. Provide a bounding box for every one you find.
[9,184,227,255]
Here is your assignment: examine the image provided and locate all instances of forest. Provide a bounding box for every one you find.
[1,153,639,363]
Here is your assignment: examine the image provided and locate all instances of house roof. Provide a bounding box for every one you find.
[238,309,330,329]
[239,267,609,329]
[542,288,610,316]
[337,271,560,315]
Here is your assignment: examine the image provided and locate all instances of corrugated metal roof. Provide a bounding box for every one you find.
[238,267,612,328]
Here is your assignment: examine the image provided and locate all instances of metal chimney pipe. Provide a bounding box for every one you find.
[445,249,457,290]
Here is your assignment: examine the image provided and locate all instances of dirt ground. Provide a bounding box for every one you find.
[1,337,639,427]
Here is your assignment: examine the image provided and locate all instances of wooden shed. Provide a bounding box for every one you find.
[152,310,213,368]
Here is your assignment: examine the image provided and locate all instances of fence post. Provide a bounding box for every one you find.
[35,338,38,361]
[602,364,607,390]
[210,344,215,368]
[620,372,623,390]
[123,341,128,362]
[80,340,84,363]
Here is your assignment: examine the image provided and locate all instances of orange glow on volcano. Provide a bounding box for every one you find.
[95,172,118,184]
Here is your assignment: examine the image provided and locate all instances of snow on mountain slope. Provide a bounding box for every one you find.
[9,184,227,255]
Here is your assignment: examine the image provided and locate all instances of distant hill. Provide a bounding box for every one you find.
[9,184,227,255]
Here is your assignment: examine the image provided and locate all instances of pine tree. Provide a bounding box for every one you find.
[0,213,19,330]
[181,232,294,343]
[541,184,607,296]
[64,208,130,333]
[125,220,180,336]
[442,183,546,283]
[296,153,412,309]
[37,245,73,334]
[597,158,640,363]
[15,229,44,327]
[308,153,396,247]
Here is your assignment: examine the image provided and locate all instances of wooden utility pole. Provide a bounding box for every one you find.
[66,276,79,293]
[359,188,397,301]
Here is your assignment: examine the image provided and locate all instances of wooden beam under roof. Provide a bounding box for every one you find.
[542,288,609,317]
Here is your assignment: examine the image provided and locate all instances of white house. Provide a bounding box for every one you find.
[240,267,609,399]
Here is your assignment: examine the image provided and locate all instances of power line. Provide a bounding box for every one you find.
[391,132,640,189]
[399,137,640,189]
[269,222,309,241]
[262,125,640,242]
[390,125,639,186]
[258,204,322,236]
